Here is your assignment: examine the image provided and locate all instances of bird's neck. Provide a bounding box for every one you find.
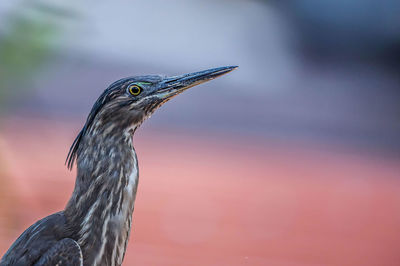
[64,127,138,266]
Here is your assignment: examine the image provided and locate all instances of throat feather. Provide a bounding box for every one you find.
[66,132,139,266]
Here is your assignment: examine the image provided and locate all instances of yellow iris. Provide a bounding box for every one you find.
[128,85,142,96]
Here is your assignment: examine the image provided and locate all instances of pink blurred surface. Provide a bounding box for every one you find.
[0,118,400,265]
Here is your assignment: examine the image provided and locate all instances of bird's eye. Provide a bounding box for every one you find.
[128,85,142,96]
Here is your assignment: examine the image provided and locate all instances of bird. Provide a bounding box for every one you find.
[0,66,237,266]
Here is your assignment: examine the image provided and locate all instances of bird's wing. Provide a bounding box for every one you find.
[0,212,80,266]
[34,238,82,266]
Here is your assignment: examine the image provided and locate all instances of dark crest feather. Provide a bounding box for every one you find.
[65,79,127,170]
[65,75,163,170]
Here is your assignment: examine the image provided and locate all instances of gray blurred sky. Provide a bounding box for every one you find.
[1,0,400,154]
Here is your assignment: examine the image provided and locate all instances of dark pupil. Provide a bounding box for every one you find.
[131,86,139,94]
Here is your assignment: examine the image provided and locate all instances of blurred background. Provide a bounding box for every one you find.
[1,0,400,265]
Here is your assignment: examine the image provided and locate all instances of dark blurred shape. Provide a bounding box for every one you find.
[274,0,400,64]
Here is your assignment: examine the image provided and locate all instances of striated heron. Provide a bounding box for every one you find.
[0,66,237,266]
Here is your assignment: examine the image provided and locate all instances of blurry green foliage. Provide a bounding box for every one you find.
[0,3,63,111]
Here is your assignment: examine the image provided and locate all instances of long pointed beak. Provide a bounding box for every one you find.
[154,66,238,99]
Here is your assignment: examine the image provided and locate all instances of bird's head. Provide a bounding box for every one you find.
[66,66,237,169]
